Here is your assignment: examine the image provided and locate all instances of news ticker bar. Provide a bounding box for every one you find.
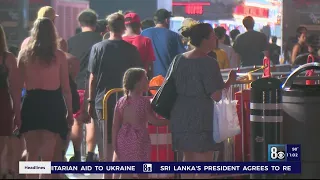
[19,162,301,174]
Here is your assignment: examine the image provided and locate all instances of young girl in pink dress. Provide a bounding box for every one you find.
[112,68,168,179]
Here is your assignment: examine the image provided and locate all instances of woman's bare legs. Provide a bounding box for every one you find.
[70,118,83,161]
[194,151,214,179]
[24,131,41,179]
[180,151,214,179]
[6,137,24,178]
[52,134,70,179]
[39,131,57,179]
[52,136,63,179]
[181,152,195,179]
[25,130,57,179]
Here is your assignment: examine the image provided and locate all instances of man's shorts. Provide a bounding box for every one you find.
[73,90,85,119]
[94,95,117,157]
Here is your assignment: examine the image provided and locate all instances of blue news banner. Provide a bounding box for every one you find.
[51,144,301,174]
[50,162,300,174]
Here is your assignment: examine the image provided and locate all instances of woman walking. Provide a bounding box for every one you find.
[18,18,73,179]
[170,23,236,179]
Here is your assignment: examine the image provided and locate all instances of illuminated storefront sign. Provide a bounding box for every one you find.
[172,2,210,15]
[172,0,242,20]
[234,5,269,18]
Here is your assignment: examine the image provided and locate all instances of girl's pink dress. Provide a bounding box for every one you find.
[115,96,151,162]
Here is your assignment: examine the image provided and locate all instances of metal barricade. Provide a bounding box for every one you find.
[100,88,123,179]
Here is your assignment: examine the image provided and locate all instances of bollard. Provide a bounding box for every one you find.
[305,54,316,85]
[282,63,320,179]
[262,56,271,78]
[234,89,251,163]
[250,78,282,179]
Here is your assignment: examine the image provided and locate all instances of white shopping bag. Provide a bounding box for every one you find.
[213,88,240,143]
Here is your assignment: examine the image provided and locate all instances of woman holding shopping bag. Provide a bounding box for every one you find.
[169,23,236,179]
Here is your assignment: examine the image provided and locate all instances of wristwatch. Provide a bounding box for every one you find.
[87,99,95,104]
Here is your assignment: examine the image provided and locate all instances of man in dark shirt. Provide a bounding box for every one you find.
[269,36,281,65]
[67,9,102,162]
[233,16,268,66]
[87,12,142,162]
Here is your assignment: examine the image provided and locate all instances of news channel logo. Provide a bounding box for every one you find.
[143,163,152,172]
[268,144,287,161]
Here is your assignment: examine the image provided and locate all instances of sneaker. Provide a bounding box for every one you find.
[85,154,99,162]
[69,156,81,162]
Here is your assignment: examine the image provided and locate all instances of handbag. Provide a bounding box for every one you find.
[151,55,182,120]
[213,89,240,143]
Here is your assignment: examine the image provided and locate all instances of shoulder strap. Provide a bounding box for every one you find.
[165,54,182,80]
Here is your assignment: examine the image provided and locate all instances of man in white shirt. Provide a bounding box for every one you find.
[214,26,239,68]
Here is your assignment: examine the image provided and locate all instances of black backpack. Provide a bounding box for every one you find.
[69,75,80,113]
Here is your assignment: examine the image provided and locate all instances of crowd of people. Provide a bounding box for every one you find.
[0,4,311,180]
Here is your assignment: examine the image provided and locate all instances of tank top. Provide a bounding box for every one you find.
[296,43,309,57]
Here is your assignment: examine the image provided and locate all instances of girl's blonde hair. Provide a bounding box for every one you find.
[21,17,58,65]
[122,68,146,96]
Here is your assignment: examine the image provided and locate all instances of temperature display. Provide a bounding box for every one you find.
[268,144,301,162]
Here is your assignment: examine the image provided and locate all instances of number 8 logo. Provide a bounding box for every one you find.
[143,165,148,172]
[270,147,278,159]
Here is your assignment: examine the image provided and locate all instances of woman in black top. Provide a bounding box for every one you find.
[291,30,308,64]
[294,34,320,65]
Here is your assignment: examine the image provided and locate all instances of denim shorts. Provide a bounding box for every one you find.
[94,102,115,157]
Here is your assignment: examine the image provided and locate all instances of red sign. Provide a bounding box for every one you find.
[185,5,203,15]
[234,5,269,18]
[172,2,210,15]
